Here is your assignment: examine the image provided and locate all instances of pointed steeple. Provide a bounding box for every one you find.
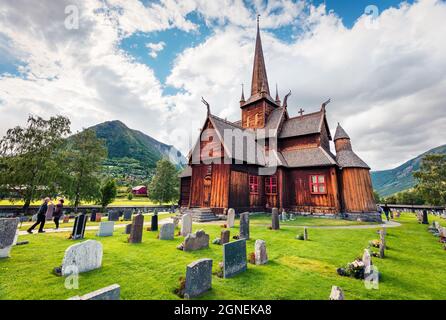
[275,83,281,105]
[240,84,245,102]
[334,123,350,141]
[251,15,270,96]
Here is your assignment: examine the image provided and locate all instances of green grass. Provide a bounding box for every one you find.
[0,197,166,207]
[1,213,446,300]
[249,213,378,226]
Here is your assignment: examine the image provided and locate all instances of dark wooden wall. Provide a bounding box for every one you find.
[190,164,230,209]
[179,177,191,207]
[340,168,376,212]
[241,100,276,129]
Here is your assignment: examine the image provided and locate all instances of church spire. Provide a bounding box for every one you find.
[240,83,245,105]
[250,15,270,96]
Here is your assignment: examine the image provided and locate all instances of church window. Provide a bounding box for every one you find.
[265,176,277,195]
[249,175,259,194]
[310,175,327,194]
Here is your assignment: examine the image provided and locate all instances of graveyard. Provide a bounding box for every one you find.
[1,212,446,300]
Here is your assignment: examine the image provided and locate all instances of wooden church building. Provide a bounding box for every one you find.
[179,19,379,222]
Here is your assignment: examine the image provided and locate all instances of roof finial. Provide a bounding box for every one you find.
[275,83,281,105]
[201,97,210,116]
[240,83,245,102]
[321,98,331,112]
[283,90,291,109]
[257,14,260,29]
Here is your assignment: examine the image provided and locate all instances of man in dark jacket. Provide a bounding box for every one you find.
[383,204,391,222]
[27,197,50,234]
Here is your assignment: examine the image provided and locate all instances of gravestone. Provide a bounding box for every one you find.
[63,215,70,223]
[223,239,247,278]
[32,214,38,222]
[184,259,212,299]
[239,212,250,240]
[181,213,193,237]
[108,210,119,222]
[281,211,287,221]
[255,239,268,265]
[271,208,280,230]
[123,210,132,221]
[380,228,386,250]
[151,213,158,231]
[227,209,235,228]
[128,214,144,244]
[159,223,175,240]
[422,210,429,224]
[183,230,209,252]
[96,221,114,237]
[289,213,295,220]
[90,210,97,222]
[0,218,19,258]
[329,286,344,300]
[71,214,87,240]
[95,213,102,222]
[362,249,372,276]
[124,224,132,235]
[59,240,103,276]
[303,227,309,241]
[68,284,120,300]
[221,230,230,245]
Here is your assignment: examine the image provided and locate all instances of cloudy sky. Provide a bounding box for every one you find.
[0,0,445,171]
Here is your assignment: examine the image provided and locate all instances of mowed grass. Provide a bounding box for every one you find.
[249,213,378,226]
[1,213,445,300]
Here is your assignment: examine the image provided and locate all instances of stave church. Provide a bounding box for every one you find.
[179,18,379,222]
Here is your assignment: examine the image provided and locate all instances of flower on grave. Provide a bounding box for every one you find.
[248,252,256,264]
[267,226,272,230]
[174,276,186,298]
[369,239,380,248]
[221,224,227,228]
[296,234,304,240]
[338,258,365,279]
[212,238,221,245]
[213,262,224,278]
[233,235,240,240]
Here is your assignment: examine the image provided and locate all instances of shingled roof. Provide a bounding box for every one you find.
[279,110,327,139]
[178,165,192,178]
[334,123,350,141]
[336,150,370,169]
[280,147,337,168]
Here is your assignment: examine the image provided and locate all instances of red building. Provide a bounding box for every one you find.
[179,19,379,222]
[132,186,147,196]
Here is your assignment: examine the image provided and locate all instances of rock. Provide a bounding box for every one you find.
[68,284,120,300]
[96,221,114,237]
[227,209,235,228]
[181,213,193,237]
[59,240,103,276]
[329,286,344,300]
[159,223,175,240]
[183,230,209,251]
[254,239,268,265]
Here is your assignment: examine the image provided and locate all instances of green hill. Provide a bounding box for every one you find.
[371,144,446,197]
[85,120,186,184]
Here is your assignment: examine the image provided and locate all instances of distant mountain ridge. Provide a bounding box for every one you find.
[371,144,446,197]
[88,120,186,168]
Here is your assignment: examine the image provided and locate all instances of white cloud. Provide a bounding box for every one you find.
[146,41,166,58]
[0,0,445,171]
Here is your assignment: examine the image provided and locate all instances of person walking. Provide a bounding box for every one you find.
[53,198,64,229]
[27,197,50,234]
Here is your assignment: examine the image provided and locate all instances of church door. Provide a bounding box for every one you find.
[203,165,212,207]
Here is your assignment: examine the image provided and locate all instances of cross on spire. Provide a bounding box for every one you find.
[298,108,305,117]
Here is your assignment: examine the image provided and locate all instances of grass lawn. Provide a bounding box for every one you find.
[0,197,167,207]
[249,213,378,226]
[1,213,445,300]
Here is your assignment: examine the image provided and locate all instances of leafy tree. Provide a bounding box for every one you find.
[148,159,179,204]
[127,193,133,201]
[414,154,446,206]
[394,189,425,205]
[373,190,381,203]
[59,129,107,212]
[99,178,117,211]
[0,116,71,212]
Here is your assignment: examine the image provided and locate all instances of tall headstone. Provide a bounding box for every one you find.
[68,284,120,300]
[227,209,235,228]
[123,210,132,221]
[221,230,230,245]
[128,214,144,244]
[281,211,287,222]
[303,227,309,241]
[184,259,213,299]
[362,249,372,276]
[380,228,386,250]
[223,239,247,278]
[159,223,175,240]
[151,213,158,231]
[271,208,280,230]
[0,218,19,258]
[239,212,249,240]
[183,230,210,251]
[422,210,429,225]
[96,221,114,237]
[181,213,193,237]
[90,210,97,222]
[59,240,103,276]
[254,239,268,265]
[71,214,87,240]
[329,286,344,300]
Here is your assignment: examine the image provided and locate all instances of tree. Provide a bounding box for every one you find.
[394,189,425,205]
[59,129,107,212]
[148,159,179,204]
[127,193,133,201]
[373,190,381,203]
[99,178,117,211]
[414,154,446,206]
[0,115,71,212]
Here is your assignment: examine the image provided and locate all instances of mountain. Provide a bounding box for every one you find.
[371,144,446,197]
[89,120,186,167]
